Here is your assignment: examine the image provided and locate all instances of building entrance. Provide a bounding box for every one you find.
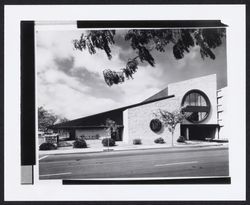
[181,124,219,140]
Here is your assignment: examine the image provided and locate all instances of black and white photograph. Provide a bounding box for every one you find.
[4,4,246,201]
[37,21,229,180]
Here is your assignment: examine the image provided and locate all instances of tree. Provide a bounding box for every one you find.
[58,117,69,123]
[104,118,118,150]
[38,106,58,132]
[38,106,68,132]
[73,28,225,86]
[155,107,188,147]
[105,118,118,139]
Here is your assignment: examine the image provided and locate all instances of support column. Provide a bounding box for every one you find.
[186,127,189,140]
[122,110,129,143]
[69,129,76,140]
[215,127,220,139]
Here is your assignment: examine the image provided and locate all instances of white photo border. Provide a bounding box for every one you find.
[4,5,246,201]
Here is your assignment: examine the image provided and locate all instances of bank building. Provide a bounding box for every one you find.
[51,74,227,145]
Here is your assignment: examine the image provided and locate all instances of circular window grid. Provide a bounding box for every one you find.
[181,89,211,123]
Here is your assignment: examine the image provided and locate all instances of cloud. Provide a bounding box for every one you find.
[143,42,227,89]
[54,56,75,73]
[37,63,124,120]
[36,28,227,119]
[53,56,126,101]
[113,30,131,51]
[37,82,121,120]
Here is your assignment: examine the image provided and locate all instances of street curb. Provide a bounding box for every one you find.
[39,143,228,156]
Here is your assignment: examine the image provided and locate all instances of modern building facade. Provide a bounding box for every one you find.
[51,74,227,145]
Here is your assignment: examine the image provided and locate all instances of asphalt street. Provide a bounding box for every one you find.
[39,147,229,179]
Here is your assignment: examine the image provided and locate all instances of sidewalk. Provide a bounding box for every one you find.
[39,140,228,156]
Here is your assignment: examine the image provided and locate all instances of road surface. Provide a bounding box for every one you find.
[39,147,229,179]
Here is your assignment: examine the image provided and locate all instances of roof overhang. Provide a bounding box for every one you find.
[181,124,220,127]
[50,125,124,130]
[50,95,175,130]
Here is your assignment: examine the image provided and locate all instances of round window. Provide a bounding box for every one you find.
[150,119,162,132]
[181,90,210,123]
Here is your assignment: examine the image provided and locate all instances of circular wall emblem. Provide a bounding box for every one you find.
[150,119,162,132]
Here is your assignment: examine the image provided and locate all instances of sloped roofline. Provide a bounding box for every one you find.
[51,94,175,129]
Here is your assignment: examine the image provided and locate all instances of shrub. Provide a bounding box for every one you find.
[133,138,142,145]
[39,142,57,150]
[102,138,116,147]
[177,136,186,143]
[154,137,165,144]
[73,139,87,148]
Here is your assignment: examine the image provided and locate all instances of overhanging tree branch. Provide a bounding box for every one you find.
[73,28,225,86]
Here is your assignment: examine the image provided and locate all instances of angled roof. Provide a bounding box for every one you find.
[50,108,125,129]
[51,94,174,129]
[143,87,168,102]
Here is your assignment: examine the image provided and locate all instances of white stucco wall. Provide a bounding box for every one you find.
[122,109,129,143]
[168,74,218,124]
[58,130,70,138]
[126,97,180,145]
[124,74,218,145]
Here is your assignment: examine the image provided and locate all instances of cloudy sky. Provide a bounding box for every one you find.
[36,28,227,120]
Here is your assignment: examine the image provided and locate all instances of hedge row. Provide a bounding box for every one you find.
[39,136,186,151]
